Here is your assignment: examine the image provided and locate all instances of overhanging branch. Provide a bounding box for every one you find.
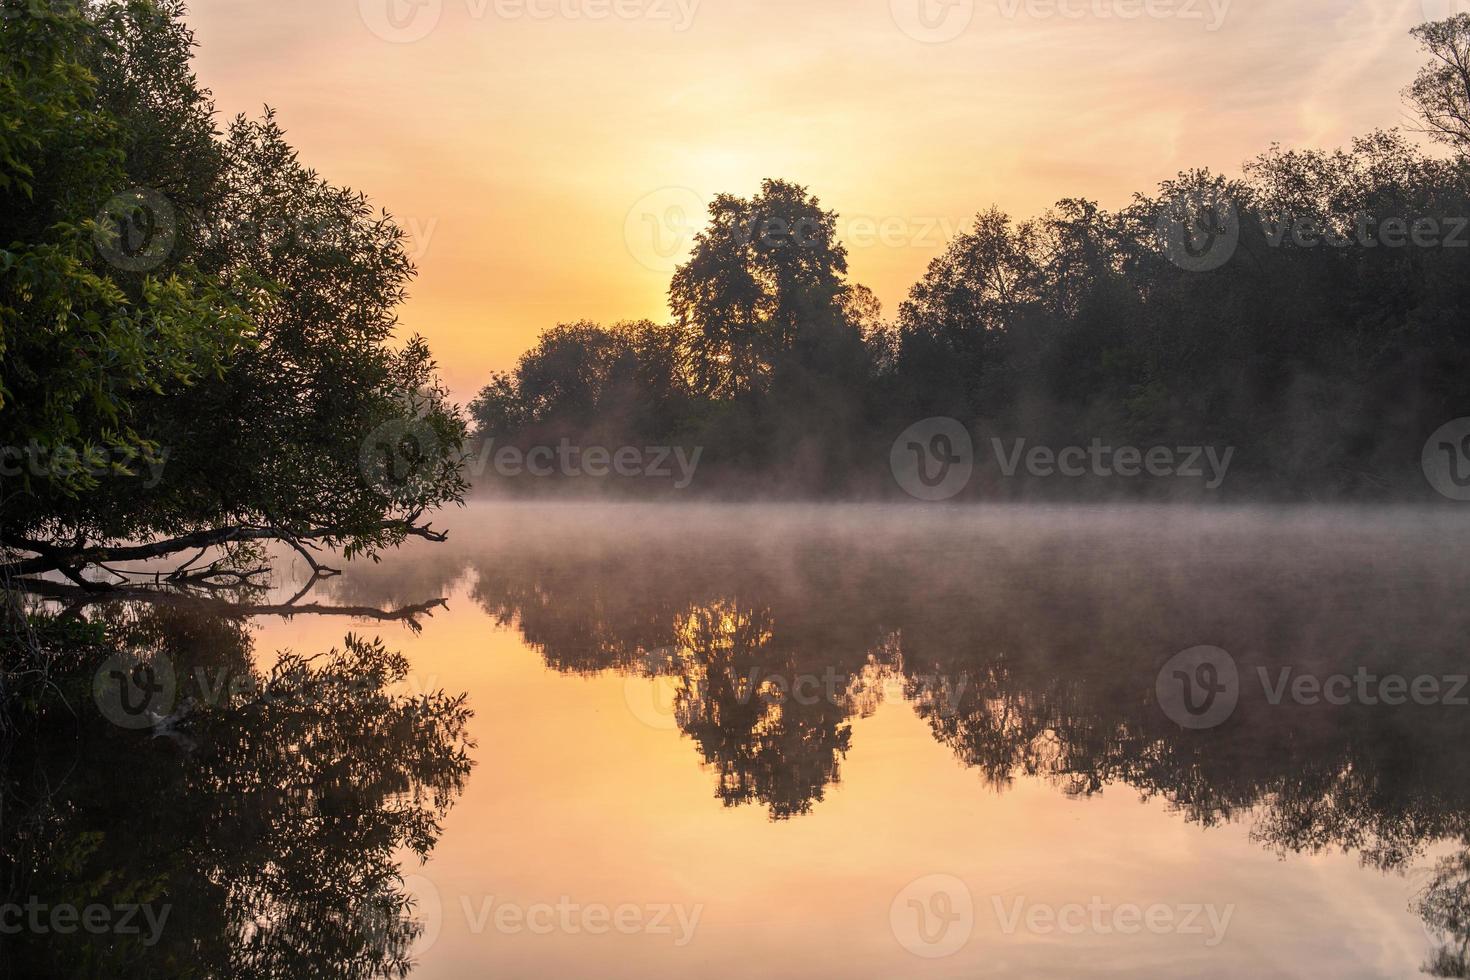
[11,577,450,632]
[0,518,448,582]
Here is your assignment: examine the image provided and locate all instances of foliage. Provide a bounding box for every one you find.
[0,603,473,979]
[0,0,466,577]
[1408,14,1470,153]
[471,21,1470,499]
[0,0,254,497]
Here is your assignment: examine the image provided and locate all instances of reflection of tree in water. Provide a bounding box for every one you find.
[464,534,893,819]
[1,602,473,979]
[665,600,879,819]
[903,642,1470,976]
[439,507,1470,969]
[1419,852,1470,977]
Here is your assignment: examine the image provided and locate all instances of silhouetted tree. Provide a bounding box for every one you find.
[1408,15,1470,153]
[0,605,473,979]
[668,179,851,400]
[1,1,467,589]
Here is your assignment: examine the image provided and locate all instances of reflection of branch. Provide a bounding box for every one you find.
[279,535,342,579]
[0,517,446,580]
[95,561,275,590]
[11,578,449,632]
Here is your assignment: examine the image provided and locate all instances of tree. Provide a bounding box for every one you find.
[1407,15,1470,154]
[668,179,850,400]
[893,207,1037,417]
[0,0,254,500]
[1,606,473,979]
[496,320,632,427]
[461,17,1470,501]
[468,319,691,448]
[0,1,466,588]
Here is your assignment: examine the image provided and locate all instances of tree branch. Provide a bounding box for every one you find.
[11,577,450,632]
[0,517,447,580]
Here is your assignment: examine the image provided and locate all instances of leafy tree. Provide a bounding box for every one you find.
[467,17,1470,501]
[892,206,1037,418]
[0,1,466,587]
[668,179,851,400]
[1407,14,1470,153]
[0,0,254,500]
[468,319,691,448]
[1,605,473,979]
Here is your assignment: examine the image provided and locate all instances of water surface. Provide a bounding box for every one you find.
[37,503,1470,977]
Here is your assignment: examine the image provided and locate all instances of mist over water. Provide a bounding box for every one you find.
[12,500,1470,976]
[240,500,1470,976]
[12,2,1470,976]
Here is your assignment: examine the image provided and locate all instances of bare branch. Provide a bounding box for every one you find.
[0,516,446,580]
[9,578,450,632]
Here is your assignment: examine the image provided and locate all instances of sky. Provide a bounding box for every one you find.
[186,0,1450,402]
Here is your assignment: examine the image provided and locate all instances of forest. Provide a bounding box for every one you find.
[471,18,1470,500]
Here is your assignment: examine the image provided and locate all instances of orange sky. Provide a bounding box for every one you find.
[188,0,1440,402]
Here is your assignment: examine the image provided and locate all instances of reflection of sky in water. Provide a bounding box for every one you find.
[240,502,1470,977]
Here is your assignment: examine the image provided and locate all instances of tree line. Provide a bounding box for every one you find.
[472,17,1470,500]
